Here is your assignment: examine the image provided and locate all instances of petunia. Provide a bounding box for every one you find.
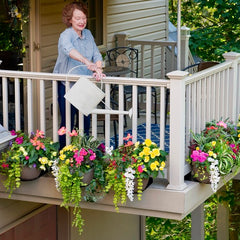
[15,136,23,145]
[10,130,16,136]
[137,165,144,173]
[69,129,78,137]
[58,127,66,135]
[217,121,227,128]
[79,148,88,156]
[123,133,132,141]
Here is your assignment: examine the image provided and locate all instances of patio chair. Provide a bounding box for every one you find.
[106,46,157,126]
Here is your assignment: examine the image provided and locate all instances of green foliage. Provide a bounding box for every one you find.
[146,195,218,240]
[169,0,240,61]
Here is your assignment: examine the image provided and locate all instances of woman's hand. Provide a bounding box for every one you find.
[93,67,106,81]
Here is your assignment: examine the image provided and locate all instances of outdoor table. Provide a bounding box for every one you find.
[103,66,130,76]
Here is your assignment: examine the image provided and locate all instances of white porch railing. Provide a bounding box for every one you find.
[0,52,240,191]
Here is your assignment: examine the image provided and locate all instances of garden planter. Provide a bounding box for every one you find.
[20,166,41,181]
[134,177,151,193]
[191,163,210,184]
[82,168,94,185]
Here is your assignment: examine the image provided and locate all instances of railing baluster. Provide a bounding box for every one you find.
[2,77,8,129]
[14,78,21,131]
[27,78,33,134]
[146,86,151,139]
[40,79,45,132]
[65,81,71,145]
[52,80,58,142]
[160,86,166,151]
[118,84,124,145]
[105,83,111,147]
[132,85,138,143]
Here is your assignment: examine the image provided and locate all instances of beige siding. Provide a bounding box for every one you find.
[40,0,71,73]
[106,0,168,48]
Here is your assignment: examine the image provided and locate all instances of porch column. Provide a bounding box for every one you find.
[115,33,129,47]
[191,203,204,240]
[166,70,188,190]
[217,201,229,240]
[180,26,191,70]
[222,52,240,122]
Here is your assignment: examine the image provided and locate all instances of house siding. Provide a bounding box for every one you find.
[106,0,168,48]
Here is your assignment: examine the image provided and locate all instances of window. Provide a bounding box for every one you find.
[87,0,103,46]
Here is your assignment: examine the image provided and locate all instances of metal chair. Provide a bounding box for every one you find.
[106,46,157,126]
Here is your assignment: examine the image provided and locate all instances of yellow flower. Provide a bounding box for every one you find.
[211,141,216,146]
[160,166,164,171]
[238,133,240,138]
[60,154,66,160]
[152,148,160,156]
[135,141,140,148]
[213,153,217,158]
[39,157,48,165]
[52,152,57,157]
[196,147,200,150]
[161,161,166,168]
[65,159,70,165]
[150,151,156,159]
[144,156,150,163]
[150,162,157,171]
[143,147,150,155]
[145,139,152,147]
[139,151,145,158]
[208,151,214,157]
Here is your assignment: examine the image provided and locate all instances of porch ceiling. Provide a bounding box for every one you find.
[1,170,239,220]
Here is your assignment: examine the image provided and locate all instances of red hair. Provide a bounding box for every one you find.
[62,1,88,27]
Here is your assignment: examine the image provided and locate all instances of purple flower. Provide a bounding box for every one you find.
[98,143,105,153]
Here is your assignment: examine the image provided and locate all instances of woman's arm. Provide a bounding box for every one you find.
[69,49,98,72]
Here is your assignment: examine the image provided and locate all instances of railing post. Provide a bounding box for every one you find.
[166,70,188,190]
[180,26,191,70]
[115,33,129,47]
[223,52,240,122]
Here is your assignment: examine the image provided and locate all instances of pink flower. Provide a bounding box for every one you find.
[69,130,78,137]
[10,130,16,136]
[80,148,88,156]
[217,121,227,128]
[89,153,96,161]
[58,127,66,135]
[123,133,132,141]
[36,130,45,138]
[88,149,94,154]
[15,136,23,145]
[191,150,208,163]
[137,165,145,173]
[25,156,29,160]
[74,153,84,165]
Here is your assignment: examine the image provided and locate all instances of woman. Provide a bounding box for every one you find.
[53,1,104,148]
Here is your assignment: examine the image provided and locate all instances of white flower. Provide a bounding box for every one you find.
[124,167,136,202]
[105,146,114,156]
[51,159,60,191]
[208,157,220,193]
